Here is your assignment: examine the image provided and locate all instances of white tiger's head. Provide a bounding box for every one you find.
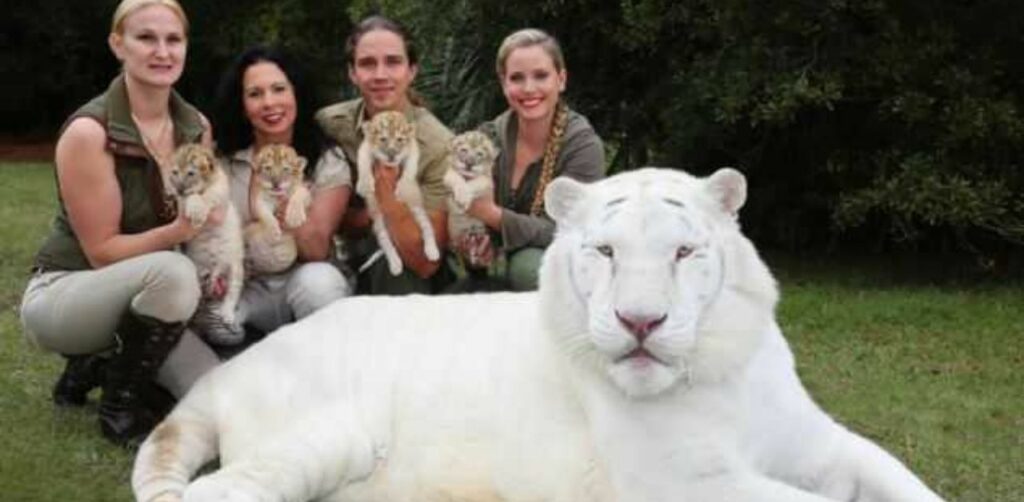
[540,167,778,398]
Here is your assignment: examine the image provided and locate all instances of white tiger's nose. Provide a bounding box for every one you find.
[615,311,667,343]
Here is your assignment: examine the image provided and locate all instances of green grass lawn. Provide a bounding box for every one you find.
[1,162,1021,500]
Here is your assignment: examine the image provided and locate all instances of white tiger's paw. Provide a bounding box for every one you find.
[284,201,308,229]
[424,239,440,261]
[183,475,258,502]
[184,196,210,227]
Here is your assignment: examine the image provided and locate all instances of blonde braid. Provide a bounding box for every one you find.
[529,101,569,216]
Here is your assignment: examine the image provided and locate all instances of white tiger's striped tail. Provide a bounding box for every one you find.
[131,405,218,502]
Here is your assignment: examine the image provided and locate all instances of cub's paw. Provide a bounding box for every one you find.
[183,196,210,227]
[183,475,258,502]
[452,186,473,210]
[284,202,308,229]
[386,253,404,276]
[424,239,441,261]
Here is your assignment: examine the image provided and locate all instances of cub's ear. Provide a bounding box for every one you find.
[200,154,216,174]
[294,155,308,173]
[545,176,589,226]
[705,167,747,215]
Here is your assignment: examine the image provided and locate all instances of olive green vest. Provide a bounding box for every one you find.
[33,76,205,271]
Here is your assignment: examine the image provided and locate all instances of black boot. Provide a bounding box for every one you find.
[98,310,184,447]
[52,354,108,407]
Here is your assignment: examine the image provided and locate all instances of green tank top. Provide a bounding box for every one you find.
[33,75,205,271]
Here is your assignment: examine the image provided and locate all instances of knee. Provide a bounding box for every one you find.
[139,252,201,321]
[287,263,350,317]
[507,248,544,291]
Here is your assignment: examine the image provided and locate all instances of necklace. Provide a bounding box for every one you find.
[132,111,178,220]
[131,111,174,168]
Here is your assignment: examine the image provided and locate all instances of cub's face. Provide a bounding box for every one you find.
[168,144,219,197]
[253,144,307,197]
[363,110,415,165]
[450,131,497,180]
[544,168,747,397]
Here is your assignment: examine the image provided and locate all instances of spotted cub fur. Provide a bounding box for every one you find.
[443,131,498,263]
[357,111,440,275]
[167,144,244,344]
[244,144,312,275]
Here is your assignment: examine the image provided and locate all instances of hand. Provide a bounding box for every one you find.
[466,194,502,229]
[205,205,227,228]
[170,210,201,243]
[183,195,210,227]
[455,231,495,269]
[373,162,400,194]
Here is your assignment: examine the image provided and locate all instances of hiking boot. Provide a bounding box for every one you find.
[52,354,107,407]
[98,309,184,447]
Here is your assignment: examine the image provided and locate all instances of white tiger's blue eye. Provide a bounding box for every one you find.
[597,245,614,258]
[676,246,693,260]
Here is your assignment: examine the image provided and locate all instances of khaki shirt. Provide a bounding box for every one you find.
[315,98,452,211]
[480,107,605,250]
[34,75,205,271]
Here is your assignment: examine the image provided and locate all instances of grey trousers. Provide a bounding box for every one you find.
[19,251,220,398]
[235,262,351,333]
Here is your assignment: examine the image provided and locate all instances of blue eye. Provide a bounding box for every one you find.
[597,245,614,258]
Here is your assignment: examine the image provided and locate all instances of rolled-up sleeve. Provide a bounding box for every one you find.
[312,145,353,192]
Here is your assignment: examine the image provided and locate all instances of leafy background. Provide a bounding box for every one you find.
[3,0,1023,268]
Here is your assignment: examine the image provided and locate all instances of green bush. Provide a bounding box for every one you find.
[5,0,1022,263]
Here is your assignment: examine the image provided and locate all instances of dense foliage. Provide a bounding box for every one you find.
[5,0,1022,264]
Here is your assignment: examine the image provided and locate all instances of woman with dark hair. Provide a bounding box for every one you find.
[204,45,352,345]
[316,15,454,295]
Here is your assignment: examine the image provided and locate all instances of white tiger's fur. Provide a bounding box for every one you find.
[133,167,944,502]
[356,111,440,275]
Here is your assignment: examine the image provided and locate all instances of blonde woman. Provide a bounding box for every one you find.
[18,0,220,446]
[460,28,605,291]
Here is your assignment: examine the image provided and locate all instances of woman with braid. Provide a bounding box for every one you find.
[459,28,605,291]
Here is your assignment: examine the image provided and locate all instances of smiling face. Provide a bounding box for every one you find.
[242,61,297,147]
[348,29,418,117]
[109,4,187,88]
[500,45,566,126]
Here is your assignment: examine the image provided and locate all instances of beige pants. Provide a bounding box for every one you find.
[237,262,351,333]
[19,251,220,397]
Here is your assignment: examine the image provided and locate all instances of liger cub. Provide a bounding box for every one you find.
[244,144,312,275]
[167,144,245,345]
[356,110,440,275]
[443,130,498,268]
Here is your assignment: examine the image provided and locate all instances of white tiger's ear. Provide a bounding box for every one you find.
[706,167,747,215]
[545,176,589,225]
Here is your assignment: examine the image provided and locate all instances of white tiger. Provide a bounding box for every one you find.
[132,167,944,502]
